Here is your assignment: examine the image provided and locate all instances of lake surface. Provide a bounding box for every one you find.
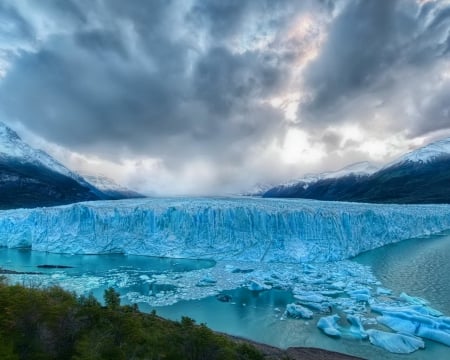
[1,233,450,360]
[148,233,450,360]
[355,232,450,315]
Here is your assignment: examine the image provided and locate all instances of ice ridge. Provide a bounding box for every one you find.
[1,197,450,262]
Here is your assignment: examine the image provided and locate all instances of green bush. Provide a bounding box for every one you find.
[0,282,264,360]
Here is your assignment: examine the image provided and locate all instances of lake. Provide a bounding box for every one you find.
[1,232,450,360]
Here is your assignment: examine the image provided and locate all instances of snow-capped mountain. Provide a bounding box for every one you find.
[264,137,450,204]
[263,161,380,199]
[0,122,107,209]
[282,161,378,189]
[244,162,379,196]
[83,174,144,200]
[0,122,104,195]
[387,137,450,166]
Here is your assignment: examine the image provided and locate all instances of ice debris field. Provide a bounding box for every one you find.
[2,197,450,355]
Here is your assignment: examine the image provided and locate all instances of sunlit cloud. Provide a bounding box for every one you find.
[280,128,326,164]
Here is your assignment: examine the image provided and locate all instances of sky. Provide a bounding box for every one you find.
[0,0,449,195]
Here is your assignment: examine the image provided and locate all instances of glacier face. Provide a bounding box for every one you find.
[1,197,450,262]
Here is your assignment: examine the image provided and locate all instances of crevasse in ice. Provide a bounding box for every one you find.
[1,197,450,262]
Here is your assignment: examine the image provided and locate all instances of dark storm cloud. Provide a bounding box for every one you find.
[193,46,285,114]
[303,0,409,112]
[187,0,253,40]
[0,0,302,163]
[187,0,326,42]
[301,0,450,136]
[412,80,450,136]
[0,2,34,48]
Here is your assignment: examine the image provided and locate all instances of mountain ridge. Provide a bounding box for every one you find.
[83,174,145,200]
[263,137,450,204]
[0,122,105,209]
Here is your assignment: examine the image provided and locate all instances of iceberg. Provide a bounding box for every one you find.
[376,310,450,346]
[317,314,367,339]
[285,303,314,319]
[247,280,271,291]
[317,314,342,337]
[366,329,425,354]
[1,197,450,262]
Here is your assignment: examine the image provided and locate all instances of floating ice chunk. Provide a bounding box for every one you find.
[298,301,332,313]
[317,314,341,337]
[201,275,217,284]
[285,303,314,319]
[318,314,368,340]
[196,276,217,287]
[293,289,328,303]
[330,281,346,290]
[346,315,368,339]
[294,294,328,303]
[371,303,443,317]
[372,298,450,346]
[366,329,425,354]
[320,290,343,296]
[417,327,450,347]
[423,306,444,317]
[376,308,450,347]
[247,280,270,291]
[376,287,392,296]
[377,314,417,334]
[400,292,429,306]
[347,288,371,302]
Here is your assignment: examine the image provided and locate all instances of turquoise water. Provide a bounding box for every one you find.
[1,233,450,359]
[0,248,214,275]
[147,234,450,360]
[354,232,450,315]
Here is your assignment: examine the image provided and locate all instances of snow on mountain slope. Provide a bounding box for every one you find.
[241,183,276,196]
[276,161,380,190]
[1,197,449,263]
[321,161,380,179]
[83,174,129,192]
[387,137,450,167]
[0,122,94,188]
[83,174,144,199]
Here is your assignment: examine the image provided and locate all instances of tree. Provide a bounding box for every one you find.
[103,288,120,309]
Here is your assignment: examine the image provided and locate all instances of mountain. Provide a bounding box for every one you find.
[263,162,380,199]
[263,137,450,204]
[83,174,144,200]
[0,122,107,209]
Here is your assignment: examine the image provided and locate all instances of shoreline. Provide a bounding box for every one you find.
[1,266,366,359]
[226,334,365,360]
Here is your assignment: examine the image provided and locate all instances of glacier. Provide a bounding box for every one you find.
[1,197,450,262]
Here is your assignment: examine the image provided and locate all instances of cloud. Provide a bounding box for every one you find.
[300,0,450,136]
[0,0,449,194]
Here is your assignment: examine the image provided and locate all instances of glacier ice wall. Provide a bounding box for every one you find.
[1,197,450,262]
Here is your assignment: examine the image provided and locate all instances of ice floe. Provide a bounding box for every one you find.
[367,329,425,354]
[285,303,314,319]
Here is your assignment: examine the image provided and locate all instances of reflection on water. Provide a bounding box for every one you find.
[354,232,450,315]
[0,248,215,275]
